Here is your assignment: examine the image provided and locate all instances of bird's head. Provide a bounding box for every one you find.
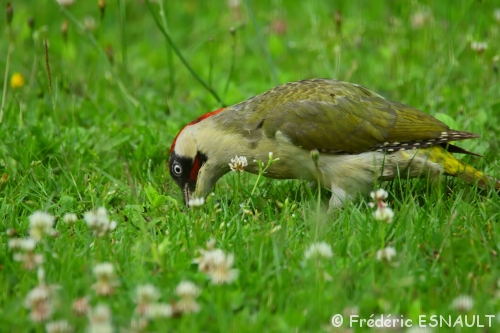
[169,108,228,206]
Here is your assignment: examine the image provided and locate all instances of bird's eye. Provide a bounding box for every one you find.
[172,163,182,175]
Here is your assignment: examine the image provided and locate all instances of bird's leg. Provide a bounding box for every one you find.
[328,185,349,211]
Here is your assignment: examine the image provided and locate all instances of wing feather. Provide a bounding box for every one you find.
[214,79,476,154]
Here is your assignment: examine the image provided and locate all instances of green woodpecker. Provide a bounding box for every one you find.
[169,79,499,208]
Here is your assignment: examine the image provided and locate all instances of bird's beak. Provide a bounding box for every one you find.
[182,162,225,207]
[183,183,193,206]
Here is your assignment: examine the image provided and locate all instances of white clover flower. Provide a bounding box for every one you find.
[88,304,113,333]
[20,238,37,251]
[174,280,201,314]
[63,213,78,225]
[450,295,474,312]
[373,206,394,223]
[342,306,359,317]
[135,284,160,305]
[145,303,173,318]
[45,320,73,333]
[304,241,333,260]
[229,155,248,172]
[92,262,119,296]
[206,238,216,250]
[14,252,44,271]
[370,189,388,202]
[207,252,239,285]
[193,242,238,285]
[93,262,114,278]
[188,197,205,207]
[9,237,36,251]
[83,16,96,31]
[411,12,426,29]
[84,207,117,237]
[406,327,433,333]
[29,211,55,241]
[228,0,241,9]
[72,296,90,316]
[25,284,56,322]
[270,225,282,234]
[56,0,75,6]
[495,9,500,22]
[471,41,488,54]
[128,317,148,332]
[193,248,225,273]
[25,285,50,307]
[134,283,161,315]
[89,303,112,321]
[376,246,397,262]
[175,280,201,298]
[175,297,200,314]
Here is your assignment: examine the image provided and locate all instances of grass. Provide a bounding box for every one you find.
[1,0,500,332]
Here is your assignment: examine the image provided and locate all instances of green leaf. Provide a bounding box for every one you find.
[153,195,167,208]
[434,113,458,130]
[145,184,162,208]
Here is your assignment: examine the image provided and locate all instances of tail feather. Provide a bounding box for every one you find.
[424,146,500,190]
[452,162,500,190]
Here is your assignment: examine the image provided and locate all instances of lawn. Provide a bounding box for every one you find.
[1,0,500,332]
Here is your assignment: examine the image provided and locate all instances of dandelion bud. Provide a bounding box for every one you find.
[0,173,7,190]
[61,19,69,43]
[6,3,13,25]
[310,149,319,168]
[28,17,35,32]
[6,228,17,237]
[106,44,114,64]
[98,0,106,19]
[335,9,342,34]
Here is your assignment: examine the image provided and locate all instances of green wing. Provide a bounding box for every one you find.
[259,80,450,153]
[216,79,474,154]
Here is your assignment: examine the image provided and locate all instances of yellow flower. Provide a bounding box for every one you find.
[10,72,25,89]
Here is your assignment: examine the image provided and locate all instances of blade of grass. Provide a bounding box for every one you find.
[145,0,224,106]
[58,5,141,110]
[44,39,83,202]
[158,0,176,98]
[243,0,279,85]
[0,5,13,124]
